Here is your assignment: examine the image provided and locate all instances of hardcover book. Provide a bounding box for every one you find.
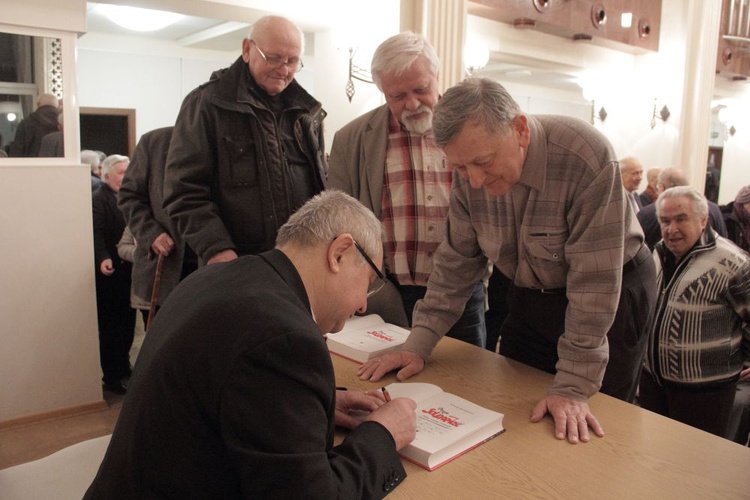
[385,382,505,471]
[326,314,410,363]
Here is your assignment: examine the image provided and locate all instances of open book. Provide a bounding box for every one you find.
[326,314,410,363]
[385,382,505,471]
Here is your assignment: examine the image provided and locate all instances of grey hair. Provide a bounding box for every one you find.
[619,157,642,173]
[433,78,522,147]
[81,150,100,174]
[37,93,59,108]
[249,15,305,55]
[656,186,708,220]
[101,154,129,178]
[276,190,383,264]
[371,32,439,91]
[657,167,688,189]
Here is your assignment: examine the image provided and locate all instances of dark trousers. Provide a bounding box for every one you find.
[499,245,656,403]
[96,271,136,384]
[485,268,511,353]
[639,369,736,437]
[398,281,487,348]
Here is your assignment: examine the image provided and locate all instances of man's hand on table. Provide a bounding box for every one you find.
[357,350,425,382]
[531,394,604,444]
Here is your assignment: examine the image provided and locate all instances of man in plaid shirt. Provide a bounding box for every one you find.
[328,32,486,348]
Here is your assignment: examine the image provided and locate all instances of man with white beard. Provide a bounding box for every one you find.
[328,32,486,348]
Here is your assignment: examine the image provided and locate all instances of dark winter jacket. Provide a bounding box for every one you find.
[163,56,327,263]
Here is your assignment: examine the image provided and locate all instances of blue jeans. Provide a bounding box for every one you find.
[397,281,486,348]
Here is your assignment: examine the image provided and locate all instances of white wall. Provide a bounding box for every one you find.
[78,33,238,142]
[0,165,103,420]
[714,79,750,205]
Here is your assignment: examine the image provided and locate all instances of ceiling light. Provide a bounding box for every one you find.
[97,4,184,32]
[621,13,633,28]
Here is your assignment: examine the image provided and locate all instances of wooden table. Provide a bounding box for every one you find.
[332,337,750,499]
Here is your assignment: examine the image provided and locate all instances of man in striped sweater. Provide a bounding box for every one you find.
[641,186,750,437]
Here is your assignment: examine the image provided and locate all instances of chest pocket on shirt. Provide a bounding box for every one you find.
[221,136,258,188]
[525,231,567,276]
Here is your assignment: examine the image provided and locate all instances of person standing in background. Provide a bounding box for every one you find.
[118,127,196,324]
[620,157,644,214]
[8,93,59,157]
[92,154,135,395]
[722,185,750,253]
[639,167,661,207]
[82,150,104,194]
[164,15,327,266]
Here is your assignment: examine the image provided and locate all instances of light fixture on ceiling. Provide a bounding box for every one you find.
[621,12,633,28]
[97,4,184,32]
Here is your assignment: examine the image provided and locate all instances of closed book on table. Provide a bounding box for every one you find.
[326,314,410,363]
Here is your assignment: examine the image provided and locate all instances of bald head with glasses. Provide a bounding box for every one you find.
[242,16,305,96]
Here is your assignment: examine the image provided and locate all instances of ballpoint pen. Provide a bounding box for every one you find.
[381,386,391,402]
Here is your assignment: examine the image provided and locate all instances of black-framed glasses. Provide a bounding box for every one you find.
[250,40,304,72]
[353,240,388,297]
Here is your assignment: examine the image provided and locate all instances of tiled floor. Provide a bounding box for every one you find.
[0,314,146,470]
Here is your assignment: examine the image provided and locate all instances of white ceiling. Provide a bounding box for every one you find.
[85,3,252,52]
[84,1,579,91]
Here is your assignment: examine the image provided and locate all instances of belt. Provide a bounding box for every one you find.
[623,244,651,273]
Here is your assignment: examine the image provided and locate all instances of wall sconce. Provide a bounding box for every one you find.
[576,72,608,125]
[345,47,373,102]
[718,105,737,139]
[464,39,490,76]
[586,100,607,125]
[650,99,671,129]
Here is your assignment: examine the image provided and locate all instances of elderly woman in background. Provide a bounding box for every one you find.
[92,154,136,395]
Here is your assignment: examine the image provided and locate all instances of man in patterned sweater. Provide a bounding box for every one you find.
[641,186,750,436]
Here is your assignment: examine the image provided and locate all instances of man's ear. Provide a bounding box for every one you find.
[241,38,252,63]
[513,114,531,148]
[327,234,354,274]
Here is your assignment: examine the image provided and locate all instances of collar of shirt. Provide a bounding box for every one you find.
[517,115,547,193]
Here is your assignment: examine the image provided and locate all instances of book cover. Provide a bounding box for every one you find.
[326,314,410,364]
[385,382,505,471]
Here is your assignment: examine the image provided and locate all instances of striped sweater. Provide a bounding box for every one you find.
[645,229,750,387]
